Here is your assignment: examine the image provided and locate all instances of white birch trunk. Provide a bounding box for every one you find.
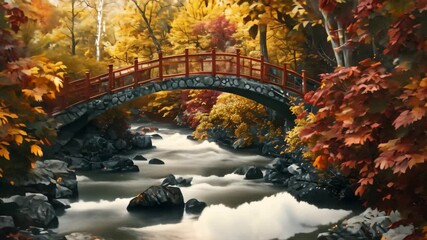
[95,0,104,61]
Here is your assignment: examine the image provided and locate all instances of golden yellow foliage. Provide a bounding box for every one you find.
[194,93,282,147]
[284,98,315,158]
[0,55,65,173]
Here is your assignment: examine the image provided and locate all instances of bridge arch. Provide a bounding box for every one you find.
[54,75,295,128]
[52,49,320,129]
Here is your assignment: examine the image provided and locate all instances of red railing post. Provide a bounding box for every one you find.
[282,63,288,89]
[85,72,91,100]
[236,49,241,77]
[61,76,69,110]
[134,58,139,88]
[185,49,190,77]
[249,60,253,77]
[158,51,163,80]
[108,64,114,92]
[260,55,265,82]
[211,49,216,77]
[302,70,307,95]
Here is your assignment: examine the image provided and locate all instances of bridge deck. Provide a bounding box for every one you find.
[54,49,320,114]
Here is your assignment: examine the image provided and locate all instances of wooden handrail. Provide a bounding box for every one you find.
[52,49,320,114]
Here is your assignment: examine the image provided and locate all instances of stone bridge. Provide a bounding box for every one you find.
[52,49,320,131]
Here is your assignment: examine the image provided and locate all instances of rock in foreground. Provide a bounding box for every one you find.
[0,194,58,228]
[185,198,207,214]
[127,186,184,211]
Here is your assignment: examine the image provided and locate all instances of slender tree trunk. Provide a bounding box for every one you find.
[337,21,351,66]
[259,23,269,62]
[71,0,77,56]
[321,11,343,66]
[131,0,162,52]
[95,0,104,61]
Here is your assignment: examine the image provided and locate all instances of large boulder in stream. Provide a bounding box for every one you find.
[161,174,192,187]
[133,154,147,161]
[102,156,139,172]
[185,199,207,214]
[82,136,115,161]
[63,155,91,171]
[233,166,263,179]
[0,160,77,199]
[244,166,263,180]
[148,158,164,165]
[39,160,78,197]
[0,194,58,228]
[132,134,152,149]
[127,186,184,211]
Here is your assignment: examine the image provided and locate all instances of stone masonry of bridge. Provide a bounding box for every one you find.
[54,75,296,129]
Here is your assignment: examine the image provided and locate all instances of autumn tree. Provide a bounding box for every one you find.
[194,93,282,148]
[83,0,109,62]
[191,15,236,51]
[179,90,221,128]
[106,0,174,62]
[0,4,65,176]
[298,0,427,225]
[169,0,224,52]
[62,0,87,56]
[130,0,175,53]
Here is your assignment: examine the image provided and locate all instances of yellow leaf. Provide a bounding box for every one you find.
[0,146,10,160]
[56,72,65,79]
[30,67,40,75]
[33,107,46,115]
[8,128,27,136]
[31,144,43,157]
[15,135,23,145]
[52,76,63,91]
[22,87,48,102]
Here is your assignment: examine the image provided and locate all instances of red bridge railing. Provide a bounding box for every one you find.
[54,49,320,114]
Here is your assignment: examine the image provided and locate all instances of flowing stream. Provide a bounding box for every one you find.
[55,123,351,240]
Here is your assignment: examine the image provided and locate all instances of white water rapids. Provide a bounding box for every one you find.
[55,123,350,239]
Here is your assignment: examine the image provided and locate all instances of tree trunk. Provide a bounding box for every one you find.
[259,23,269,62]
[321,11,343,66]
[337,21,351,67]
[131,0,162,52]
[71,0,77,56]
[95,0,104,61]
